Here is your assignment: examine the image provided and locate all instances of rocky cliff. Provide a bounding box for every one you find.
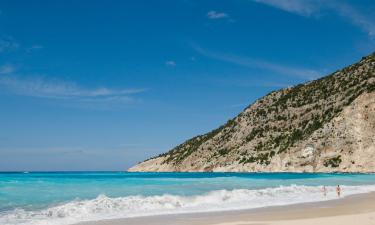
[129,52,375,172]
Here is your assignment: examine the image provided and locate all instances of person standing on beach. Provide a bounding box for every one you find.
[336,185,341,197]
[322,186,327,197]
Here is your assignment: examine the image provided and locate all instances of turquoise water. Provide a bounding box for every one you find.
[1,172,375,225]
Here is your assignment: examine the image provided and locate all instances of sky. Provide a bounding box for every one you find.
[0,0,374,171]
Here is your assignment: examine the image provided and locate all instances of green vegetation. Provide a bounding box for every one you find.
[218,148,230,156]
[239,152,271,165]
[160,118,237,164]
[143,52,375,167]
[245,127,264,142]
[324,156,342,168]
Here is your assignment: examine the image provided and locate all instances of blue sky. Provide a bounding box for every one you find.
[0,0,374,171]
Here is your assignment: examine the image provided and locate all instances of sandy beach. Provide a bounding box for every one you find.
[77,192,375,225]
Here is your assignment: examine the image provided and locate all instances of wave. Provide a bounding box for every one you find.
[1,185,375,225]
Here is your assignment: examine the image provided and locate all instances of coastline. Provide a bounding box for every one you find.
[76,192,375,225]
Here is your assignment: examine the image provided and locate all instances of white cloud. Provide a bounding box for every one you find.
[165,60,176,66]
[207,10,229,19]
[0,64,15,74]
[252,0,375,36]
[192,44,321,80]
[0,75,145,103]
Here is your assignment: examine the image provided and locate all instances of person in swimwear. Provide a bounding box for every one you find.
[336,185,341,197]
[322,186,327,197]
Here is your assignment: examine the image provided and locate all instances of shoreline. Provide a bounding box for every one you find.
[76,191,375,225]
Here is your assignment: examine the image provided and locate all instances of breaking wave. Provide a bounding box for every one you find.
[1,185,375,225]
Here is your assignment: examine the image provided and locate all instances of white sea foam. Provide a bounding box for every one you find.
[1,185,375,225]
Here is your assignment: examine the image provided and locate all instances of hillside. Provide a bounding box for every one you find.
[129,52,375,172]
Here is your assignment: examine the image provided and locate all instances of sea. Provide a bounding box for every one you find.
[1,172,375,225]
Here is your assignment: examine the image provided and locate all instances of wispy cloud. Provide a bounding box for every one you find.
[0,146,89,157]
[253,0,320,17]
[26,45,44,52]
[192,44,321,79]
[165,60,176,66]
[0,64,15,74]
[253,0,375,36]
[207,10,229,19]
[0,36,43,53]
[333,3,375,37]
[0,36,19,52]
[0,75,145,104]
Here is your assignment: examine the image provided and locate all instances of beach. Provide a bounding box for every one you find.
[77,192,375,225]
[2,172,375,225]
[3,2,375,225]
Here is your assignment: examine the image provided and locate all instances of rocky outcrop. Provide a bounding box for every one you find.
[129,52,375,173]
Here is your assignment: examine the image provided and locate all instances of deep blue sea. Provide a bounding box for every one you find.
[1,172,375,225]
